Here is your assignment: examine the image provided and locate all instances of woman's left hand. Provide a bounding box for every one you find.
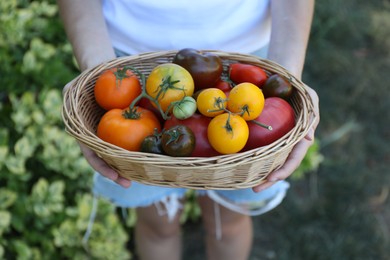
[252,86,319,193]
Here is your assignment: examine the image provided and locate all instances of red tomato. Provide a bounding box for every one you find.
[137,97,164,124]
[229,63,268,88]
[243,97,295,150]
[94,68,142,110]
[215,79,233,96]
[97,106,161,151]
[164,114,220,157]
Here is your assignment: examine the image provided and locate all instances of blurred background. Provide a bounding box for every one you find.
[0,0,389,259]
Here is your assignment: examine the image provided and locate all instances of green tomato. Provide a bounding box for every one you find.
[172,96,197,120]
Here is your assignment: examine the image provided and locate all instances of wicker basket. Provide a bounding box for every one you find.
[62,50,317,190]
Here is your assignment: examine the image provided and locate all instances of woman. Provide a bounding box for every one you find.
[58,1,319,259]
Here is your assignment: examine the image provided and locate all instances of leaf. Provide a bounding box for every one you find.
[41,91,63,123]
[31,179,64,217]
[53,220,80,247]
[12,240,33,260]
[0,211,11,233]
[0,189,17,209]
[0,146,8,170]
[4,155,26,175]
[14,136,36,159]
[0,128,9,146]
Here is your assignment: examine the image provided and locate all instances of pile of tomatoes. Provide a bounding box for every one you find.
[94,48,296,157]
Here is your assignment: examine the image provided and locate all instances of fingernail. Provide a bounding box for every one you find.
[305,128,314,141]
[253,187,262,193]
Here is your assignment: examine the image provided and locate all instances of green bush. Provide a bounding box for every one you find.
[0,1,132,258]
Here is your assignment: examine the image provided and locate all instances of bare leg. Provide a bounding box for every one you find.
[197,195,253,260]
[135,202,182,260]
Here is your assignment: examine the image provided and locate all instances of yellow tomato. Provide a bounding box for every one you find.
[227,82,265,121]
[146,63,194,112]
[207,113,249,154]
[196,88,227,117]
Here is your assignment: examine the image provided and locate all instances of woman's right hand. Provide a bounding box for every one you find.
[63,81,131,188]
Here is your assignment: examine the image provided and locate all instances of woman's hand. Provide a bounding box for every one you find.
[63,81,131,188]
[252,86,319,193]
[78,143,132,188]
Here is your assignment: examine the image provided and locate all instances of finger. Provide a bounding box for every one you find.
[252,180,276,193]
[115,177,132,188]
[78,142,119,181]
[304,127,315,141]
[267,137,314,182]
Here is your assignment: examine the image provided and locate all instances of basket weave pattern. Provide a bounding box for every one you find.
[62,50,317,190]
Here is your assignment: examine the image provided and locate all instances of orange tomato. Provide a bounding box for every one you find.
[207,113,249,154]
[94,67,142,110]
[227,82,265,121]
[97,106,161,151]
[196,88,227,117]
[146,63,194,112]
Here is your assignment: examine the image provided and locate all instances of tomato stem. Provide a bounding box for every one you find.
[125,66,170,120]
[113,67,130,89]
[154,75,182,100]
[206,97,227,113]
[240,104,251,118]
[224,112,234,135]
[122,106,141,119]
[250,120,273,130]
[165,128,182,145]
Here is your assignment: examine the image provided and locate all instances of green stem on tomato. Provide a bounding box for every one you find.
[125,66,170,120]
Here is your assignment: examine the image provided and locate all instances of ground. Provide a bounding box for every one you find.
[180,1,390,259]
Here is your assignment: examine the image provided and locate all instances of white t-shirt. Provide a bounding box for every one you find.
[102,0,271,55]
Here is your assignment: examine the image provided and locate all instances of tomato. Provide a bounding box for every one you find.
[172,96,197,120]
[229,63,268,88]
[97,106,161,151]
[207,113,249,154]
[215,79,233,97]
[227,83,265,121]
[94,67,142,110]
[146,63,194,112]
[172,48,223,90]
[196,88,227,117]
[140,130,164,154]
[244,97,296,150]
[164,114,220,157]
[161,125,195,157]
[137,97,164,124]
[262,74,294,100]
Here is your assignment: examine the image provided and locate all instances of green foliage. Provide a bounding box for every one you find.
[0,1,131,257]
[0,88,131,259]
[0,0,75,95]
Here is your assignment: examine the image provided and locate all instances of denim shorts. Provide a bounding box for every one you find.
[92,45,289,216]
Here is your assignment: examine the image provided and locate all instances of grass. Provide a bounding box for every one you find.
[182,0,390,259]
